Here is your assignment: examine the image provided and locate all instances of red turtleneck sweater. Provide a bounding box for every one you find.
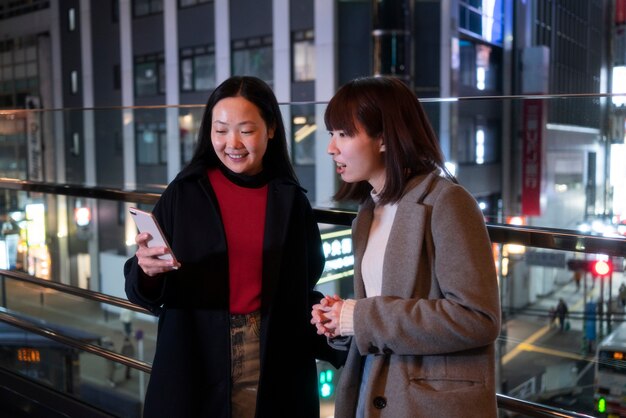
[208,167,267,314]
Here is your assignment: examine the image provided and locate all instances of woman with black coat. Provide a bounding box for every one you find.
[124,76,340,418]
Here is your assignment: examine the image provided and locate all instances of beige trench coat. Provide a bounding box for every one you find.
[333,172,501,418]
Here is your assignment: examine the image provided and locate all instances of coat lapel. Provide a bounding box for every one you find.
[352,200,374,298]
[352,173,438,298]
[382,173,439,297]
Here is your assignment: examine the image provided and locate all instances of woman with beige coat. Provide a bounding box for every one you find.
[311,76,501,418]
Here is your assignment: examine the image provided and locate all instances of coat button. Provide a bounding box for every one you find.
[368,345,379,354]
[373,396,387,409]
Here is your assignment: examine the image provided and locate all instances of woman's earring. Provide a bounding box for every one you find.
[380,144,386,152]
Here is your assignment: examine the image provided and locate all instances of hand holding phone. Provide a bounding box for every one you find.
[129,207,179,269]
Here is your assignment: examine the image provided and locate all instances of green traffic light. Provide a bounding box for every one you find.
[320,382,333,398]
[598,397,606,413]
[319,369,335,398]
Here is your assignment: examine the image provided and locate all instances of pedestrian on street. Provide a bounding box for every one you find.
[556,298,569,331]
[121,336,135,380]
[573,270,582,292]
[101,337,117,387]
[119,308,134,338]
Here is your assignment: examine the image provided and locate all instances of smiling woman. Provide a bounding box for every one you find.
[210,96,274,176]
[124,75,344,418]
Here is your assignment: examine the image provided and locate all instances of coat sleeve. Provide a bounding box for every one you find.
[352,184,501,355]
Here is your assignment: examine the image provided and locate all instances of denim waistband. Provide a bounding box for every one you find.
[230,310,261,328]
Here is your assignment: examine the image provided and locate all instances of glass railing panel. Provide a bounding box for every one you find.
[0,316,149,418]
[0,275,157,368]
[77,350,149,417]
[2,93,624,235]
[496,246,625,416]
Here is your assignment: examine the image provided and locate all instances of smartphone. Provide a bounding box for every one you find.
[129,207,179,267]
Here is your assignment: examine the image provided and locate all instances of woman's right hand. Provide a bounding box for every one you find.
[135,232,180,277]
[311,294,343,338]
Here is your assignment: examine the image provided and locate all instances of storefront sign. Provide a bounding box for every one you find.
[522,99,543,216]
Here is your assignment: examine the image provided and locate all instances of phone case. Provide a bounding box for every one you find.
[129,207,178,265]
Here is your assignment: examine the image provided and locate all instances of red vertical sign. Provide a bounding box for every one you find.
[521,99,543,216]
[617,0,626,25]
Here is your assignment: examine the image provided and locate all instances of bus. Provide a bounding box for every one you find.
[595,321,626,417]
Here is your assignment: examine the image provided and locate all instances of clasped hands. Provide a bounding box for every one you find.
[311,294,344,338]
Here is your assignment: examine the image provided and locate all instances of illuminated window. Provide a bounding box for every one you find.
[293,30,315,82]
[459,41,501,93]
[291,104,316,166]
[613,66,626,107]
[458,0,503,45]
[68,8,76,31]
[70,70,79,94]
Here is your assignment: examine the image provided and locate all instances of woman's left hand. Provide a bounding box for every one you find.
[311,294,344,338]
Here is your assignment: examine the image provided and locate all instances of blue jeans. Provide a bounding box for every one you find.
[230,311,261,418]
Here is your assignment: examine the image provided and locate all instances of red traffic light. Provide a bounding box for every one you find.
[590,260,613,277]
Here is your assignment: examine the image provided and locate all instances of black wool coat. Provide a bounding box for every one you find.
[124,164,340,418]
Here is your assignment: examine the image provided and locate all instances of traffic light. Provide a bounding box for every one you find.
[589,259,613,277]
[318,368,334,398]
[597,396,606,414]
[566,258,613,278]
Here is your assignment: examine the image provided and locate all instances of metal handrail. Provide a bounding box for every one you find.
[0,269,149,314]
[1,177,625,256]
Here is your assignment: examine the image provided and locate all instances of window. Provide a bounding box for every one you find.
[133,0,163,17]
[70,70,78,94]
[178,108,204,164]
[0,37,39,107]
[180,45,215,92]
[459,40,501,93]
[457,116,500,165]
[292,30,315,82]
[291,106,316,166]
[68,8,76,31]
[134,53,165,97]
[458,0,503,45]
[179,0,211,7]
[136,122,167,165]
[70,132,80,156]
[232,36,273,85]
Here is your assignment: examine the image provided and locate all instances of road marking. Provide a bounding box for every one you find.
[503,325,551,364]
[516,342,586,361]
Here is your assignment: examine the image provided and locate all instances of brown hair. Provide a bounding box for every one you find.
[324,76,454,204]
